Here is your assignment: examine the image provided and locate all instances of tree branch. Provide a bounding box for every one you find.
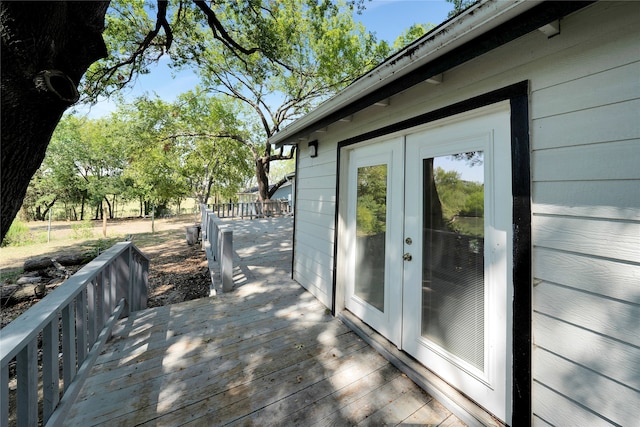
[85,0,173,98]
[193,1,260,56]
[164,132,249,146]
[267,145,296,162]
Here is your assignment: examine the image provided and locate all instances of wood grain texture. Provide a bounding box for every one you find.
[65,219,464,426]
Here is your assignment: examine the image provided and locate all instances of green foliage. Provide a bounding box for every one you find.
[76,0,433,202]
[391,23,435,52]
[21,113,133,221]
[83,238,120,258]
[186,0,386,129]
[2,219,31,247]
[22,89,253,218]
[356,165,387,236]
[433,166,484,236]
[119,91,253,205]
[446,0,477,17]
[82,0,374,103]
[71,219,95,240]
[173,0,390,200]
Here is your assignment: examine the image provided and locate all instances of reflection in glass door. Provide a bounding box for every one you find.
[344,138,404,345]
[422,153,485,370]
[355,164,387,312]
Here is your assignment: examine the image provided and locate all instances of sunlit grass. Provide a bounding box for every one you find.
[0,215,196,271]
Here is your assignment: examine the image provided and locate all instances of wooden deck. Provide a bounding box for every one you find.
[66,218,466,426]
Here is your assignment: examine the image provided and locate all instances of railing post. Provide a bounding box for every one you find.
[116,250,130,317]
[139,256,149,310]
[61,304,76,391]
[42,320,60,422]
[16,340,38,426]
[209,215,217,261]
[2,364,8,426]
[200,205,208,250]
[75,290,88,363]
[221,228,233,292]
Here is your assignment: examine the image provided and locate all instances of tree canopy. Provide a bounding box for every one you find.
[1,0,375,241]
[86,0,389,201]
[21,92,253,222]
[1,0,436,242]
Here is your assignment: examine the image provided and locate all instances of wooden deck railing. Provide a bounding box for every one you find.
[0,242,149,427]
[201,205,233,293]
[208,200,291,219]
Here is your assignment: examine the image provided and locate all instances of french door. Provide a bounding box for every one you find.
[344,138,404,345]
[342,103,512,422]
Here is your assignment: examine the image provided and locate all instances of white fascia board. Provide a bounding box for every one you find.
[269,0,542,147]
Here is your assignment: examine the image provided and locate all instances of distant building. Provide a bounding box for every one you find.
[238,172,295,208]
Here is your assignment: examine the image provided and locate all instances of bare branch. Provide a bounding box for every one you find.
[267,145,296,162]
[163,132,250,146]
[193,1,260,56]
[84,0,173,99]
[266,146,297,199]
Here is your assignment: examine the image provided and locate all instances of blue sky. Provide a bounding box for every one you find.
[80,0,454,118]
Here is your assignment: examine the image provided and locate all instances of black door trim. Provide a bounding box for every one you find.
[333,81,531,424]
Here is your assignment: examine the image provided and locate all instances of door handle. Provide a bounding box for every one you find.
[403,253,412,261]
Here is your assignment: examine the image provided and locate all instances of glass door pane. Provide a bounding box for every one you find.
[422,152,485,370]
[355,164,387,312]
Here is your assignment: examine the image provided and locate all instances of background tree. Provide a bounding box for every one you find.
[21,118,85,221]
[446,0,476,17]
[1,0,368,242]
[117,92,253,210]
[21,114,130,221]
[169,0,388,200]
[171,92,254,205]
[391,23,435,52]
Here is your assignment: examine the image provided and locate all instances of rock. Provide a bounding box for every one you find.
[16,276,43,285]
[34,283,46,298]
[0,282,46,305]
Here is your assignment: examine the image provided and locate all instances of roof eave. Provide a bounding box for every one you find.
[269,0,543,148]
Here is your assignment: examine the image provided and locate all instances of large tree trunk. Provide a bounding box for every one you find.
[255,156,270,201]
[424,158,446,230]
[0,1,110,243]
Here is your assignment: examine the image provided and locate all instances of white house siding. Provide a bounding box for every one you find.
[527,3,640,426]
[294,142,338,308]
[292,2,639,423]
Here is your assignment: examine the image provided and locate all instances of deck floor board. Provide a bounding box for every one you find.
[65,218,466,426]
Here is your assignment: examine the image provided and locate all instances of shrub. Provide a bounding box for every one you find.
[1,219,32,247]
[71,219,94,240]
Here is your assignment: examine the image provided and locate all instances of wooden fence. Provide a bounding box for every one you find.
[0,242,149,427]
[208,200,291,219]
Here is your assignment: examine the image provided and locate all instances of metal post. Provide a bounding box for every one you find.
[48,207,52,243]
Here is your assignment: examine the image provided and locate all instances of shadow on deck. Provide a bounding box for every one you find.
[66,218,466,426]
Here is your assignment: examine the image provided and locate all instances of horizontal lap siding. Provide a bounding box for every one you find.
[291,2,639,424]
[294,145,337,308]
[529,3,640,426]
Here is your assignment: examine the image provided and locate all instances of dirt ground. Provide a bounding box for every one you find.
[0,215,211,328]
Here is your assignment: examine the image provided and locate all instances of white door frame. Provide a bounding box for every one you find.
[336,102,514,423]
[342,138,404,346]
[402,103,513,422]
